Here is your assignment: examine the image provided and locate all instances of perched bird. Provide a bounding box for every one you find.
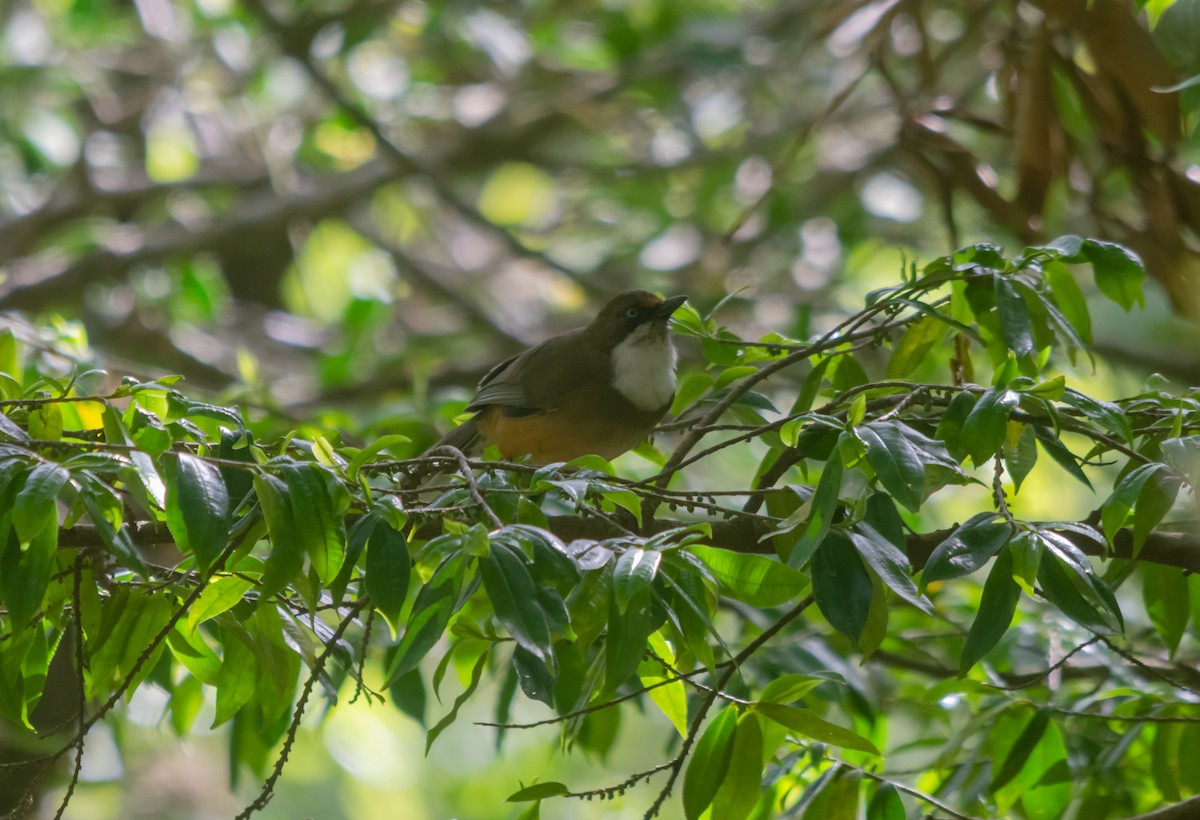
[429,290,687,465]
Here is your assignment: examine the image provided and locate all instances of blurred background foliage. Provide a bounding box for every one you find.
[2,0,1200,817]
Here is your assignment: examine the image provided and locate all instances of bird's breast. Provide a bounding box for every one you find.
[610,326,677,412]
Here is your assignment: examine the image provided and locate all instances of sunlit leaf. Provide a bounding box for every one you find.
[753,702,879,754]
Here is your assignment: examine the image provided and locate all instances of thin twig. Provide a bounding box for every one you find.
[829,759,987,820]
[640,594,814,818]
[423,445,504,529]
[52,556,88,820]
[236,599,368,819]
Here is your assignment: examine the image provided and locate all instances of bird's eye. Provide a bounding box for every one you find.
[625,307,640,319]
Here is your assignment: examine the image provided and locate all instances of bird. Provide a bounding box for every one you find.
[427,290,687,465]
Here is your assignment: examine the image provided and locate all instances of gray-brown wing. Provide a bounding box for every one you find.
[465,332,592,416]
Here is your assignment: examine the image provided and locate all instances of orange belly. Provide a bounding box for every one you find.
[475,404,662,464]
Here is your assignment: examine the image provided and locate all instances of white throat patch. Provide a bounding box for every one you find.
[611,323,677,411]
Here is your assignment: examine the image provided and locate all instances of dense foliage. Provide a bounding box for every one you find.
[3,238,1200,819]
[3,0,1200,817]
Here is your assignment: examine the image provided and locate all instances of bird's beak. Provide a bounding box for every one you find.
[656,295,688,319]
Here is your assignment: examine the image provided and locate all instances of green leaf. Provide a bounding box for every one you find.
[1132,469,1181,556]
[1142,564,1189,657]
[213,628,257,727]
[0,519,56,626]
[480,541,552,661]
[710,712,765,820]
[1038,530,1121,627]
[187,575,254,634]
[254,474,305,600]
[683,705,738,820]
[991,708,1049,791]
[887,314,947,378]
[612,547,661,615]
[604,578,654,694]
[1100,463,1161,547]
[426,644,490,753]
[1032,426,1093,489]
[1036,553,1114,633]
[960,548,1021,674]
[759,674,828,705]
[812,530,873,644]
[1003,423,1038,492]
[787,453,843,569]
[384,551,468,687]
[995,276,1035,359]
[79,474,146,575]
[856,423,924,513]
[507,782,570,802]
[639,656,689,738]
[688,544,809,606]
[859,572,889,659]
[671,371,713,416]
[936,390,978,460]
[961,388,1019,466]
[166,454,231,577]
[167,624,221,685]
[867,783,906,820]
[1060,388,1133,444]
[753,701,879,754]
[1044,261,1092,343]
[13,462,67,544]
[388,668,426,727]
[1081,239,1144,311]
[281,463,346,582]
[366,516,411,633]
[0,411,30,441]
[28,403,63,441]
[922,514,1011,585]
[850,524,932,613]
[346,434,411,479]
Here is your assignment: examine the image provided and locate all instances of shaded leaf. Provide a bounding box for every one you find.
[856,423,924,513]
[787,453,843,569]
[922,514,1011,585]
[961,388,1020,466]
[1081,239,1144,311]
[992,708,1049,791]
[426,645,490,753]
[167,454,230,576]
[254,473,305,600]
[366,516,411,633]
[384,551,468,687]
[1142,564,1189,657]
[995,276,1036,359]
[282,463,346,582]
[1003,423,1038,492]
[867,783,906,820]
[1036,553,1114,633]
[481,541,552,661]
[507,782,570,802]
[13,462,67,544]
[612,547,661,615]
[960,548,1021,674]
[812,530,873,644]
[683,705,738,820]
[850,524,932,613]
[710,712,765,820]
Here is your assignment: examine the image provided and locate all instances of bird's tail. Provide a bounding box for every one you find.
[427,417,482,458]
